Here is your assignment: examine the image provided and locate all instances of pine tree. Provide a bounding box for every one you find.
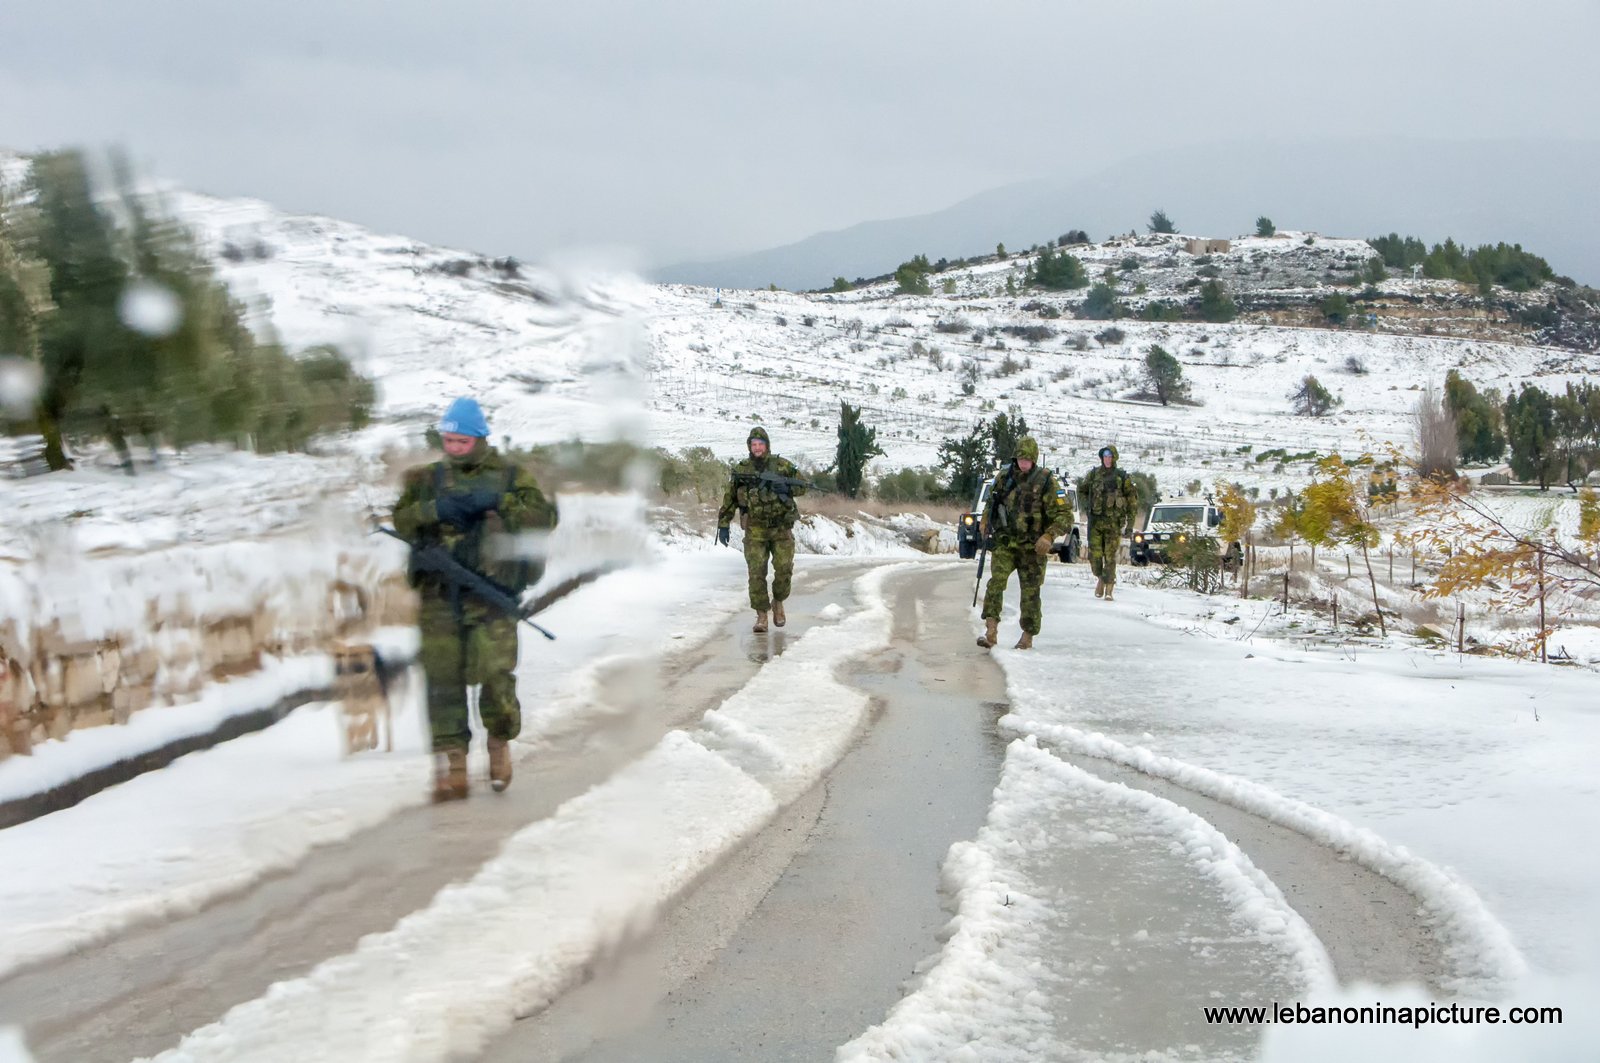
[1080,283,1121,320]
[938,420,990,501]
[1444,370,1506,463]
[834,400,885,498]
[1198,279,1237,323]
[1505,385,1559,489]
[1148,209,1177,235]
[894,256,931,295]
[1143,345,1190,405]
[989,406,1031,465]
[1028,246,1088,290]
[1290,374,1340,417]
[1255,216,1275,237]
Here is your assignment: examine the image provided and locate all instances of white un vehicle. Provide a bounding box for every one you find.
[1130,496,1243,572]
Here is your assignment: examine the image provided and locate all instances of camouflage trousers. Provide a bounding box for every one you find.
[1089,521,1124,585]
[744,525,796,611]
[981,540,1048,635]
[418,594,521,753]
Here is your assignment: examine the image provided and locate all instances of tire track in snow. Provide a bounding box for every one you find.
[1004,714,1526,997]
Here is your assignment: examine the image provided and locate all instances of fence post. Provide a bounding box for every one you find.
[1539,552,1548,665]
[1282,572,1290,613]
[1457,601,1465,654]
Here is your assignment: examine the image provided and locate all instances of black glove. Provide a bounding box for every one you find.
[716,526,731,547]
[435,488,501,528]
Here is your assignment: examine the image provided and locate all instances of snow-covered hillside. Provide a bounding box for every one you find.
[156,181,1595,503]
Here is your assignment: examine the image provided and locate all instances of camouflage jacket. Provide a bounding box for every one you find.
[985,463,1068,544]
[392,445,556,600]
[717,455,806,531]
[1079,465,1140,529]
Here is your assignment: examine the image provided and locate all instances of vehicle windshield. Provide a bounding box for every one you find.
[973,480,993,511]
[1149,506,1204,525]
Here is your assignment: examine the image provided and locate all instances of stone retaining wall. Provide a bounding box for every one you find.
[0,546,412,761]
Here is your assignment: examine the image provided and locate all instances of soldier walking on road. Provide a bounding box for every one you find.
[1079,444,1140,602]
[976,437,1068,651]
[716,427,809,633]
[392,397,557,802]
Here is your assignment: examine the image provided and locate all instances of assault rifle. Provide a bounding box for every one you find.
[730,469,817,498]
[375,526,556,640]
[971,496,1006,608]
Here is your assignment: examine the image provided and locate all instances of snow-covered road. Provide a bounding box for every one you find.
[4,555,1596,1062]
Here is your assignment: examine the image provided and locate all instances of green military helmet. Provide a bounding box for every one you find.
[1098,443,1119,464]
[1015,436,1040,462]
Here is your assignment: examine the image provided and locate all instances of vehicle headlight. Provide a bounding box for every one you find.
[1134,533,1143,543]
[1178,534,1187,542]
[963,515,974,525]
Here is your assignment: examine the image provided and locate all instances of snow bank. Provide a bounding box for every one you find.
[148,733,778,1063]
[1002,714,1527,998]
[0,686,431,981]
[145,564,914,1063]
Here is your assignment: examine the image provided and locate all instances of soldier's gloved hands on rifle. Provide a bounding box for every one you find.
[1034,534,1054,557]
[716,526,731,547]
[434,487,501,528]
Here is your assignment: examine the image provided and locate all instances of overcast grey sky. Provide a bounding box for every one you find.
[3,1,1597,267]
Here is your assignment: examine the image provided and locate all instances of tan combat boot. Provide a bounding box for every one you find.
[1014,631,1034,650]
[772,600,786,627]
[975,617,998,648]
[1103,582,1115,602]
[432,749,469,803]
[488,737,513,793]
[753,611,769,633]
[1094,577,1105,598]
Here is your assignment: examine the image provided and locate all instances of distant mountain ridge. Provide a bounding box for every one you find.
[658,138,1600,291]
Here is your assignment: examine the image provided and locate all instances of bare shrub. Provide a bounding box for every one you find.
[1414,382,1459,480]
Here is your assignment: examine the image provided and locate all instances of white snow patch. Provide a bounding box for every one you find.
[0,1029,33,1063]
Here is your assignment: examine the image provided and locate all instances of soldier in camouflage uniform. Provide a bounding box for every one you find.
[976,437,1068,651]
[1078,443,1140,601]
[716,426,808,633]
[392,397,556,801]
